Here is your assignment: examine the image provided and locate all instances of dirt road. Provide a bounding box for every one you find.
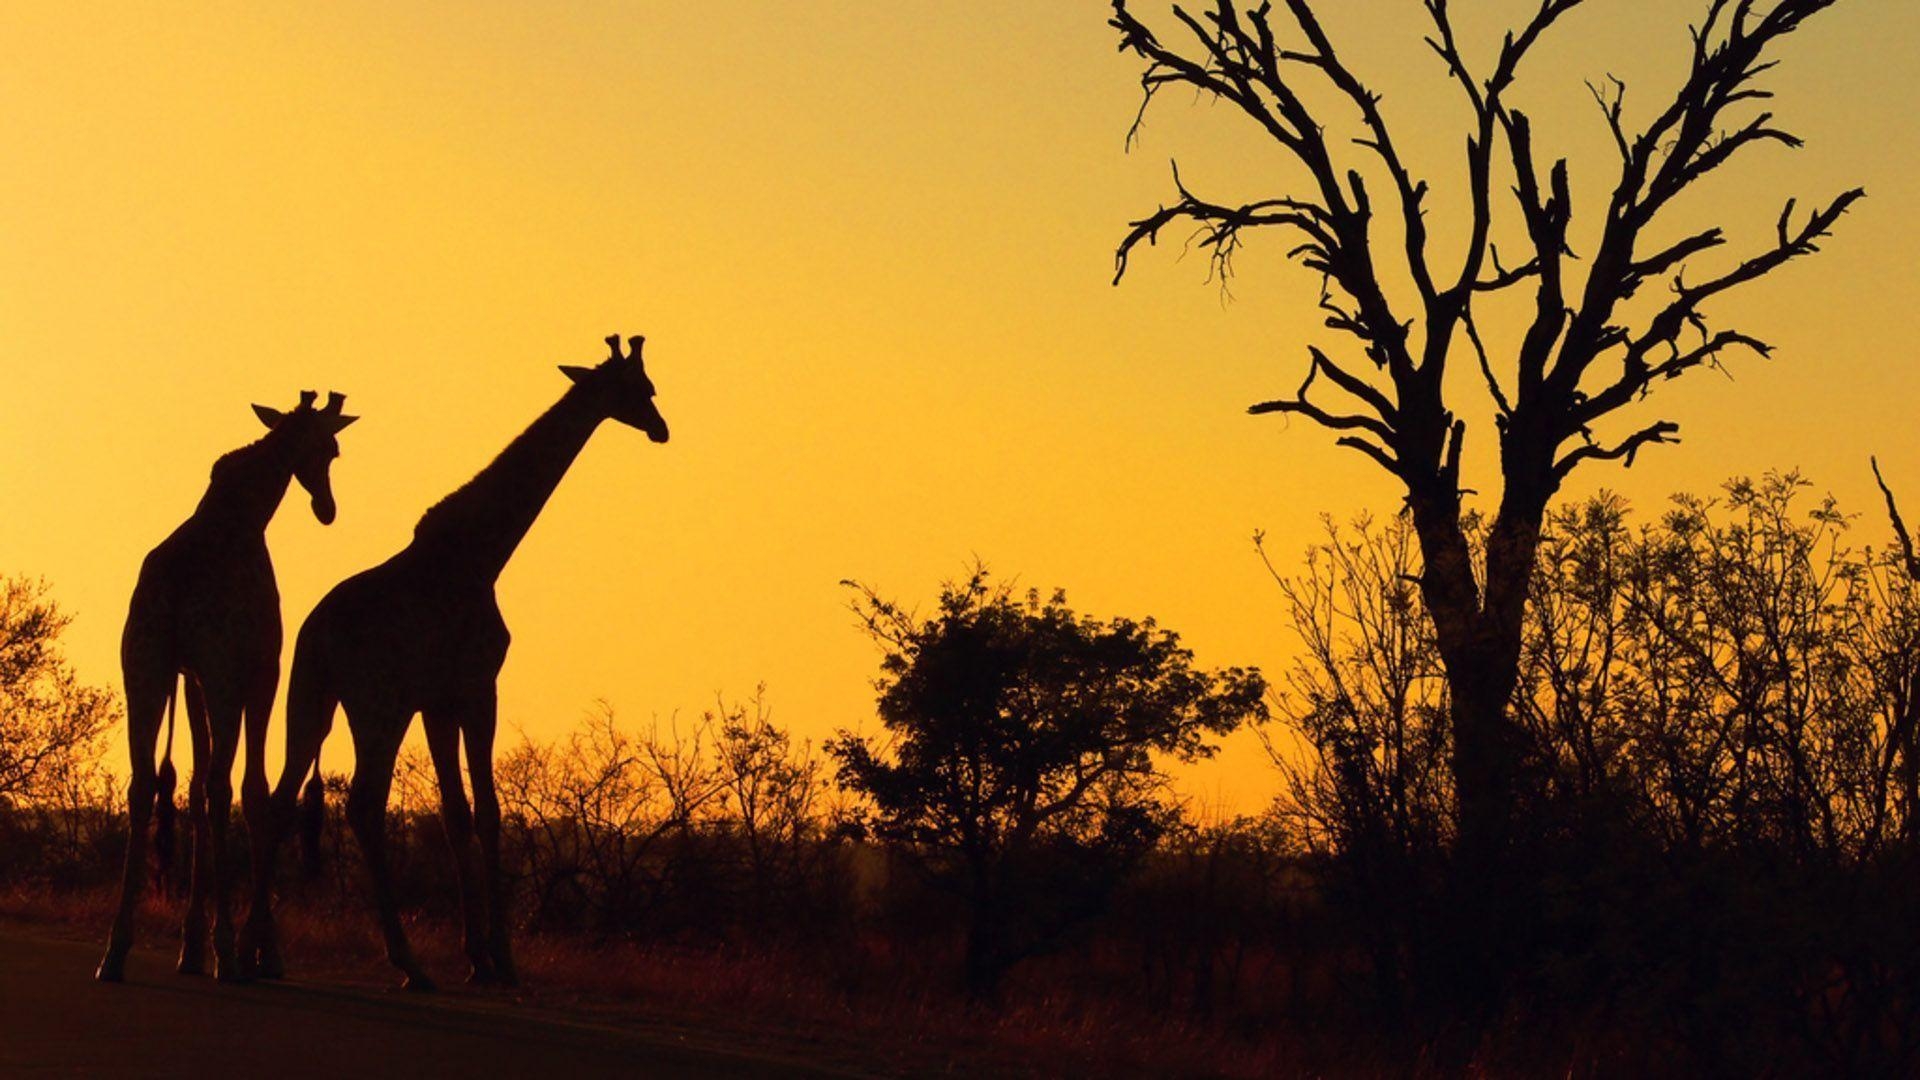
[0,927,852,1078]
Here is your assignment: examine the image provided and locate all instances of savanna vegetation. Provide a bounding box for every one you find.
[9,473,1920,1075]
[5,1,1907,1077]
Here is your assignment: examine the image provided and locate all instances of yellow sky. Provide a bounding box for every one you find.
[3,1,1917,812]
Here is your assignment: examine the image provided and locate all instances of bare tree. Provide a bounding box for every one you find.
[710,687,826,900]
[495,707,721,933]
[1110,0,1862,865]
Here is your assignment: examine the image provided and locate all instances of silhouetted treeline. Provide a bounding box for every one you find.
[0,575,120,887]
[10,477,1920,1073]
[1263,472,1920,1074]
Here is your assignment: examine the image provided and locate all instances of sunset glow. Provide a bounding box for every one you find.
[5,0,1917,811]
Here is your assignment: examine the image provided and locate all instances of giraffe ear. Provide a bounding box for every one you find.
[253,404,286,430]
[559,365,595,385]
[330,414,360,432]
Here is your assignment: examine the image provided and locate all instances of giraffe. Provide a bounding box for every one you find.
[96,391,358,983]
[254,334,668,990]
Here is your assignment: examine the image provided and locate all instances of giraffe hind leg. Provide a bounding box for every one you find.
[462,695,516,986]
[96,662,171,983]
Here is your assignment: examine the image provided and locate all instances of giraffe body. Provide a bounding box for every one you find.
[259,335,667,989]
[96,393,356,983]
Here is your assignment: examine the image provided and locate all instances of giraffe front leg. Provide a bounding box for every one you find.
[463,692,516,986]
[346,711,434,992]
[201,688,246,982]
[238,669,283,979]
[424,711,493,984]
[239,773,286,981]
[177,771,210,975]
[177,679,212,976]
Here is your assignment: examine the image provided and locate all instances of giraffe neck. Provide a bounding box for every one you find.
[192,434,296,536]
[408,383,606,583]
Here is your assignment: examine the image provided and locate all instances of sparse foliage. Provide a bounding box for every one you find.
[1267,476,1920,1066]
[1272,476,1920,861]
[0,576,117,807]
[495,707,720,932]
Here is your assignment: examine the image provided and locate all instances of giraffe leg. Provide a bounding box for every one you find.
[199,681,246,982]
[238,664,281,979]
[344,709,434,991]
[249,646,337,980]
[462,692,516,986]
[177,679,212,976]
[424,710,492,984]
[96,661,169,983]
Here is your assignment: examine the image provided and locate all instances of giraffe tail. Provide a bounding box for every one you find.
[298,750,325,880]
[150,677,179,896]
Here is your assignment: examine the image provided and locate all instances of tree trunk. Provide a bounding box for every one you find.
[963,893,1009,1003]
[1405,482,1546,866]
[1406,477,1550,1003]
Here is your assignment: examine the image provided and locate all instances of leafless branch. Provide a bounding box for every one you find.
[1113,163,1336,285]
[1554,420,1681,480]
[1248,348,1403,477]
[1873,457,1920,581]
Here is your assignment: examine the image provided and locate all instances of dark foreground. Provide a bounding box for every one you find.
[0,928,849,1079]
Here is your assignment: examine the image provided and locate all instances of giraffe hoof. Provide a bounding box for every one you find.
[401,971,437,994]
[465,963,497,986]
[95,956,126,983]
[176,952,205,977]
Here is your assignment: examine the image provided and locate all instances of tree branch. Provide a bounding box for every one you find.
[1873,456,1920,581]
[1248,349,1396,442]
[1570,189,1862,433]
[1554,420,1681,480]
[1113,162,1336,285]
[1248,350,1405,478]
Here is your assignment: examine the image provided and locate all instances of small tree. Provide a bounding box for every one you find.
[829,568,1267,998]
[0,576,117,807]
[496,707,721,933]
[710,688,826,912]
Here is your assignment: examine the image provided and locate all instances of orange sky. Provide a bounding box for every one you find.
[4,1,1917,812]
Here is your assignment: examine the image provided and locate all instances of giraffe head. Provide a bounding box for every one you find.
[559,334,670,444]
[252,390,359,525]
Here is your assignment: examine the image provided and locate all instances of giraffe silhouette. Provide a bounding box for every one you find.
[254,334,668,989]
[96,391,357,983]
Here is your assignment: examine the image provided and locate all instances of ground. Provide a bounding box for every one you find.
[0,925,858,1079]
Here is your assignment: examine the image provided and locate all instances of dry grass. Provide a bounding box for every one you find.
[1,884,1294,1079]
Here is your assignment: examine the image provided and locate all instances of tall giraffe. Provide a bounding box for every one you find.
[96,391,358,983]
[255,334,669,989]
